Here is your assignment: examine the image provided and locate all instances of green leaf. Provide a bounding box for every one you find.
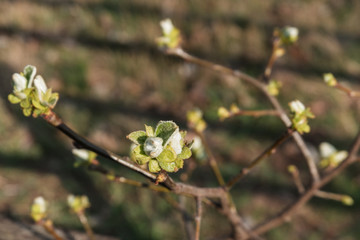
[175,158,184,169]
[8,94,21,104]
[32,99,47,110]
[32,109,43,117]
[127,131,147,144]
[148,159,161,173]
[155,121,178,145]
[131,145,151,165]
[145,124,154,136]
[177,147,192,160]
[23,65,36,82]
[20,98,31,108]
[23,107,32,117]
[48,93,59,108]
[156,145,176,163]
[158,160,177,172]
[44,88,52,102]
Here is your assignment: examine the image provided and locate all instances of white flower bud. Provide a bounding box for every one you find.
[144,137,164,158]
[169,130,182,155]
[12,73,27,93]
[34,75,48,103]
[160,19,174,35]
[72,149,90,161]
[289,100,305,114]
[34,196,47,213]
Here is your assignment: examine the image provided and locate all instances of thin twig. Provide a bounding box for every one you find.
[314,190,349,202]
[87,163,170,193]
[195,197,203,240]
[167,48,321,184]
[335,83,360,98]
[263,38,282,82]
[288,165,305,194]
[41,220,63,240]
[226,128,295,189]
[42,111,229,198]
[231,109,280,118]
[198,131,226,186]
[250,130,360,237]
[76,212,95,240]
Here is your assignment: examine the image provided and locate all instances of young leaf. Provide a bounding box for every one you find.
[8,94,21,104]
[145,124,154,136]
[155,121,178,145]
[127,131,148,145]
[148,159,161,173]
[156,145,177,163]
[131,145,151,165]
[175,158,184,169]
[158,160,177,172]
[177,147,192,160]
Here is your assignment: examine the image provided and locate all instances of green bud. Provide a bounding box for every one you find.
[323,73,337,87]
[67,195,90,213]
[30,196,47,222]
[218,107,230,121]
[341,196,354,206]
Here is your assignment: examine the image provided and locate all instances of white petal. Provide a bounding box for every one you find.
[12,73,27,92]
[170,130,182,155]
[72,149,90,160]
[319,142,336,158]
[160,19,174,35]
[144,137,164,158]
[333,151,348,164]
[284,27,299,39]
[34,196,47,212]
[34,75,47,94]
[24,65,37,88]
[67,194,75,206]
[289,100,305,114]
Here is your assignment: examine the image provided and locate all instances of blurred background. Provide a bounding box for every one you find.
[0,0,360,239]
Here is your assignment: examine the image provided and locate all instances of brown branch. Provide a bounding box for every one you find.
[166,48,321,183]
[76,212,95,240]
[288,165,305,194]
[222,109,280,121]
[335,83,360,98]
[87,162,170,193]
[194,197,203,240]
[40,220,63,240]
[226,128,295,189]
[42,110,232,199]
[250,130,360,237]
[197,131,226,186]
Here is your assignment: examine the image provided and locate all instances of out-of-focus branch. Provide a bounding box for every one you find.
[166,48,321,184]
[334,83,360,98]
[76,212,95,240]
[40,220,63,240]
[226,128,295,189]
[194,197,203,240]
[197,131,226,186]
[87,161,170,193]
[250,130,360,237]
[288,165,305,194]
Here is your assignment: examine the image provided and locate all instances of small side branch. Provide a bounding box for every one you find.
[198,132,226,186]
[194,197,203,240]
[250,130,360,237]
[288,165,305,194]
[226,128,294,189]
[335,83,360,98]
[87,162,170,193]
[166,48,321,184]
[76,212,95,240]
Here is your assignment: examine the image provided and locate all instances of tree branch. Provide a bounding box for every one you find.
[166,48,321,183]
